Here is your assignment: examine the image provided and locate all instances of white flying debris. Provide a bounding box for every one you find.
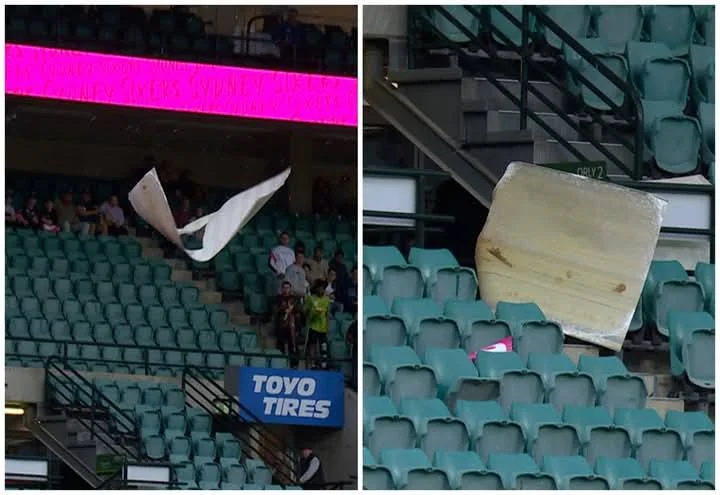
[129,167,291,262]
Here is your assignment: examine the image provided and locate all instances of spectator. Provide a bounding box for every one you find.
[329,249,351,309]
[76,191,100,236]
[285,250,309,297]
[346,317,358,389]
[17,196,40,230]
[298,446,325,488]
[326,267,344,314]
[39,199,60,233]
[269,231,295,279]
[101,195,128,236]
[174,197,192,227]
[347,265,358,314]
[274,7,304,62]
[306,245,329,282]
[400,232,415,262]
[303,279,330,370]
[56,192,84,235]
[5,195,17,227]
[273,281,300,368]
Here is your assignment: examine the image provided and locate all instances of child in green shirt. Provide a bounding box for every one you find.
[304,279,331,369]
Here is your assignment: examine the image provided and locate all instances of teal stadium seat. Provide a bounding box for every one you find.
[453,400,525,462]
[626,41,690,105]
[433,450,503,490]
[542,455,609,490]
[398,398,470,459]
[644,260,705,335]
[645,6,696,56]
[363,395,416,458]
[486,452,557,489]
[648,460,714,490]
[391,298,461,360]
[562,405,632,464]
[409,248,478,304]
[475,351,544,410]
[424,348,499,410]
[578,355,647,413]
[594,457,662,490]
[667,310,715,389]
[494,302,562,360]
[510,402,581,463]
[363,246,424,305]
[540,6,591,50]
[563,37,630,111]
[526,352,596,411]
[591,5,643,53]
[379,448,451,490]
[640,100,702,175]
[614,407,684,470]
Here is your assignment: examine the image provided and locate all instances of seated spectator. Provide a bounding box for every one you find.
[56,192,86,235]
[273,281,301,368]
[174,197,192,228]
[5,195,17,227]
[76,191,100,236]
[285,250,309,297]
[269,231,295,280]
[17,196,40,230]
[306,245,329,282]
[39,199,60,233]
[100,195,128,236]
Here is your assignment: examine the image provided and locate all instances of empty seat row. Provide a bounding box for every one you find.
[364,448,714,490]
[173,459,275,489]
[367,347,650,418]
[7,277,200,305]
[7,255,172,283]
[364,246,478,306]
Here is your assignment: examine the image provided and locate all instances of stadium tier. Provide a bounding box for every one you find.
[5,5,357,75]
[362,246,715,489]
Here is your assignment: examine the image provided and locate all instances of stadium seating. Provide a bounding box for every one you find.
[422,4,715,179]
[5,5,356,76]
[363,242,715,490]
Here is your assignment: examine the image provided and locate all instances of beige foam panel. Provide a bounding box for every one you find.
[476,162,666,351]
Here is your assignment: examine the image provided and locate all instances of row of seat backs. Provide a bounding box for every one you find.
[364,448,714,490]
[366,347,649,417]
[430,6,713,55]
[363,246,478,305]
[365,395,713,464]
[364,297,563,362]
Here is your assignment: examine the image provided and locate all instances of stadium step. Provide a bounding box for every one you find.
[562,343,599,365]
[462,76,566,114]
[142,247,164,259]
[647,396,685,416]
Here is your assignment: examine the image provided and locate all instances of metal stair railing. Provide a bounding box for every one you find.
[411,5,644,180]
[44,357,141,464]
[181,366,300,486]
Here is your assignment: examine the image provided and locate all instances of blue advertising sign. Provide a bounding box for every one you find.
[238,367,345,428]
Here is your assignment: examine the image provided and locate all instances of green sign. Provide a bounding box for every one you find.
[539,160,607,180]
[96,454,123,476]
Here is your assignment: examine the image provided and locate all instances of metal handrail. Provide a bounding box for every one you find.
[413,5,644,179]
[7,334,354,376]
[181,366,300,486]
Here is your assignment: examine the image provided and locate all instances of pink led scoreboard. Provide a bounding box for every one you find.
[5,43,357,127]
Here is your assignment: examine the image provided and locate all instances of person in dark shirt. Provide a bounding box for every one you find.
[77,191,100,236]
[274,8,304,62]
[174,197,192,228]
[17,196,40,230]
[273,281,301,368]
[329,250,351,310]
[40,199,60,233]
[346,317,358,389]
